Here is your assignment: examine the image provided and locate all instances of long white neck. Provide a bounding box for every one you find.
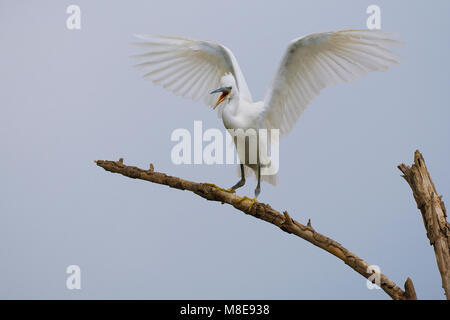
[221,94,244,130]
[223,94,240,115]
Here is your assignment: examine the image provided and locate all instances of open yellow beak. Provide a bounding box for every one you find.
[210,87,231,109]
[214,92,228,109]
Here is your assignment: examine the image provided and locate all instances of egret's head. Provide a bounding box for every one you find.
[210,73,237,109]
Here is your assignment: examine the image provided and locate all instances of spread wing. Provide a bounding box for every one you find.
[132,35,252,106]
[263,30,402,136]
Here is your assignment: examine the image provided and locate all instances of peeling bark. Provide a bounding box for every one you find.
[398,150,450,299]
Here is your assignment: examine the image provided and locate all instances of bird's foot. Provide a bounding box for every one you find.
[203,183,236,194]
[237,196,258,212]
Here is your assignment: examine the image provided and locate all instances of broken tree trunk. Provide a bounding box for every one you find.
[398,150,450,299]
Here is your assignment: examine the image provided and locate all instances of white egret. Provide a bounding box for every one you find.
[133,30,401,201]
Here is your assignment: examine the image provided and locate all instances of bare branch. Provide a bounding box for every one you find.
[95,158,416,300]
[404,277,417,300]
[398,150,450,299]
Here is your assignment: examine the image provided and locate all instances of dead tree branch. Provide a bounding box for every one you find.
[95,158,416,300]
[398,150,450,299]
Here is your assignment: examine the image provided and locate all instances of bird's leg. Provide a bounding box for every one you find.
[229,164,246,192]
[236,161,259,212]
[254,163,261,198]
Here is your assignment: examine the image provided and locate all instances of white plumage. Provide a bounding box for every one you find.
[133,30,402,197]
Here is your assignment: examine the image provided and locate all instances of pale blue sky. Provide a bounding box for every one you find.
[1,0,449,299]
